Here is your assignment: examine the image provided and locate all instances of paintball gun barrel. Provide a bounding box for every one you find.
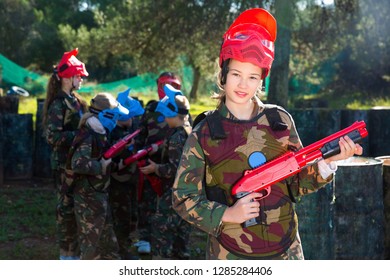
[103,129,140,159]
[123,140,164,166]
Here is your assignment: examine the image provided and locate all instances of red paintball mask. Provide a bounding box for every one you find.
[157,76,181,100]
[57,48,89,78]
[219,8,277,79]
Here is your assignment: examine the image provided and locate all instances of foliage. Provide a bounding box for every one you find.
[1,0,389,105]
[291,0,390,99]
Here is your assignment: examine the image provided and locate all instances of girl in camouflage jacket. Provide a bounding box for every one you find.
[172,8,363,260]
[42,48,88,260]
[67,92,128,259]
[140,85,192,259]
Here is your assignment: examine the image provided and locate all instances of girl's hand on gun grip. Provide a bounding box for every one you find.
[221,192,262,224]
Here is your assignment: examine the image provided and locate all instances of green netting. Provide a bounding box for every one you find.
[0,53,48,90]
[0,53,193,97]
[78,73,158,96]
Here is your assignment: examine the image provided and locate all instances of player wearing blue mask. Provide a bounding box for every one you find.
[107,88,145,259]
[66,92,129,259]
[139,84,193,259]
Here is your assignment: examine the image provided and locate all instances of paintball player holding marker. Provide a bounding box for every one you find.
[66,92,129,259]
[132,72,182,255]
[172,8,363,260]
[42,48,88,260]
[108,88,144,260]
[139,84,192,259]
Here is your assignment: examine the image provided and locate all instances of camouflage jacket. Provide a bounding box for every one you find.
[68,121,111,192]
[172,101,333,259]
[45,91,85,170]
[155,123,191,194]
[134,100,171,163]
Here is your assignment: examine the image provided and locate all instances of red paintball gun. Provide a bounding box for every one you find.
[123,139,164,166]
[232,120,368,227]
[137,159,163,200]
[232,120,368,200]
[103,129,140,159]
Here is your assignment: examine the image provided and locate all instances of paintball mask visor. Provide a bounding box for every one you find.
[91,103,128,132]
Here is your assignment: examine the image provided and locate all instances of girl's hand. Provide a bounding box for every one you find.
[139,159,157,175]
[221,192,262,224]
[324,135,363,164]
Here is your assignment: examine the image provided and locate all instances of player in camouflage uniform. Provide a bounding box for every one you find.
[42,48,88,260]
[67,92,128,260]
[139,85,192,259]
[133,72,182,254]
[108,88,144,259]
[172,8,363,260]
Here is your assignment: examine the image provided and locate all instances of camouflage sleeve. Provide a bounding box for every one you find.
[46,99,76,148]
[156,130,184,179]
[71,135,103,175]
[172,132,228,237]
[285,117,333,197]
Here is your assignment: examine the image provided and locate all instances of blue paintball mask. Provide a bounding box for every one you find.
[90,95,129,132]
[98,104,129,132]
[116,88,145,121]
[155,84,188,118]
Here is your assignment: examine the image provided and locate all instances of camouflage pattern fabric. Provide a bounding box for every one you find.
[70,124,120,260]
[173,100,333,260]
[45,91,84,258]
[46,91,84,170]
[54,170,79,257]
[151,125,192,259]
[206,231,304,260]
[108,125,139,259]
[134,101,171,243]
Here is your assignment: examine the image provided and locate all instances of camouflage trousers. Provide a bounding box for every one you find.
[207,231,304,260]
[56,169,79,258]
[151,189,192,259]
[137,177,158,242]
[108,177,135,259]
[73,181,120,260]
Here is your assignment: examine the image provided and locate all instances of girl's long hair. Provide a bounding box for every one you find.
[42,73,61,128]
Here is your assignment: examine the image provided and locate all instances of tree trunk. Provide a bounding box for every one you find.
[268,0,295,109]
[189,65,201,101]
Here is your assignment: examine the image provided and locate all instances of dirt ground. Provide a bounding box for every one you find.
[0,177,207,260]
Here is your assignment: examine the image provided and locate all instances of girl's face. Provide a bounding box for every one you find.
[224,59,263,107]
[61,75,83,92]
[72,75,83,90]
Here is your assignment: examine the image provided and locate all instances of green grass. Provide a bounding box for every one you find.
[0,180,208,260]
[0,181,58,260]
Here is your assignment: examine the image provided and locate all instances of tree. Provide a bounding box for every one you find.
[289,0,390,102]
[268,0,296,108]
[59,0,273,100]
[0,0,35,64]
